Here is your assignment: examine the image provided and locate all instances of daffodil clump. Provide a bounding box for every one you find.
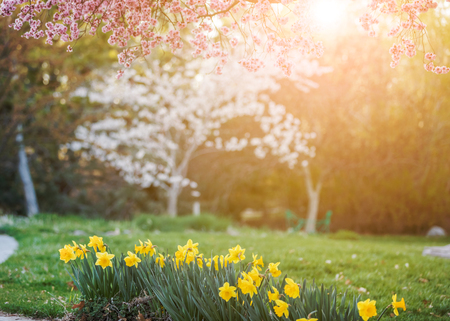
[356,295,406,321]
[59,236,406,321]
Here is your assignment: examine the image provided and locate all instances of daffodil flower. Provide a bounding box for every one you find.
[59,245,76,263]
[284,278,300,298]
[357,299,377,321]
[88,235,106,252]
[252,254,264,271]
[135,240,145,254]
[248,267,263,287]
[156,253,165,268]
[392,294,406,316]
[124,251,141,268]
[184,239,199,255]
[268,262,281,277]
[175,245,186,262]
[219,282,237,302]
[72,241,88,259]
[185,251,195,264]
[196,254,204,268]
[228,245,245,263]
[237,276,257,297]
[268,286,280,302]
[142,239,156,256]
[95,252,115,269]
[274,299,289,318]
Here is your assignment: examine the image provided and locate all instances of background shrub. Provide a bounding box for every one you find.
[133,213,231,233]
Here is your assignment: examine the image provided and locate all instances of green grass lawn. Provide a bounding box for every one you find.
[0,214,449,320]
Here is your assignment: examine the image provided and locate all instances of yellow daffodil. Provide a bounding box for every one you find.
[175,245,186,261]
[357,299,377,321]
[268,286,280,302]
[217,255,230,269]
[223,255,231,267]
[95,252,115,269]
[284,278,300,298]
[208,255,227,271]
[72,241,88,259]
[248,267,263,287]
[124,251,141,268]
[238,277,257,298]
[59,245,76,263]
[88,235,106,252]
[156,253,165,268]
[268,262,281,277]
[135,240,145,254]
[228,245,245,263]
[252,254,264,271]
[175,257,183,268]
[196,254,204,268]
[219,282,237,302]
[185,251,195,264]
[391,294,406,316]
[241,272,253,283]
[211,255,220,270]
[138,239,156,256]
[274,299,289,318]
[184,239,199,255]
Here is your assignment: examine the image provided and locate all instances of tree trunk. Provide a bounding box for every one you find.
[16,124,39,217]
[193,201,200,216]
[167,185,179,217]
[304,189,320,233]
[303,165,322,234]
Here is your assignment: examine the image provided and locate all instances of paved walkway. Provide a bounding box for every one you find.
[0,235,18,264]
[0,314,37,321]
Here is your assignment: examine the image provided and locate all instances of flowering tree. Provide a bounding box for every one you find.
[1,0,448,77]
[71,58,327,217]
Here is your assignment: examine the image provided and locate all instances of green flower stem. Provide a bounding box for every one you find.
[376,304,392,321]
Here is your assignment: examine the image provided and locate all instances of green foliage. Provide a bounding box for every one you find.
[133,214,231,232]
[328,230,361,241]
[75,297,168,321]
[138,258,363,321]
[69,252,121,301]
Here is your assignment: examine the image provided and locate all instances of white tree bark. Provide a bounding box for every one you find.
[16,124,39,217]
[193,201,200,216]
[164,143,198,217]
[167,184,179,217]
[303,165,323,234]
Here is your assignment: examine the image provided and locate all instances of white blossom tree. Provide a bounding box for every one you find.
[71,57,329,218]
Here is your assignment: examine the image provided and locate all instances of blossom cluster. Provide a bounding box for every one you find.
[1,0,324,77]
[59,235,407,320]
[361,0,449,74]
[70,59,328,203]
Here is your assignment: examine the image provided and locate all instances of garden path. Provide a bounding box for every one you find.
[0,311,40,321]
[0,235,18,264]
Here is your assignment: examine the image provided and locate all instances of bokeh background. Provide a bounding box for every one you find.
[1,3,450,235]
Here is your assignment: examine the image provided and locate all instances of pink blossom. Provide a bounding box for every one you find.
[425,52,436,61]
[116,70,125,79]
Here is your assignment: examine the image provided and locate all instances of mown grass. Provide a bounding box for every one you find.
[0,214,449,320]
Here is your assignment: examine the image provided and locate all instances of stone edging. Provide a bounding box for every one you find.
[0,235,18,264]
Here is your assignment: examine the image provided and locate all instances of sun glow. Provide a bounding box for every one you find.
[310,0,349,31]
